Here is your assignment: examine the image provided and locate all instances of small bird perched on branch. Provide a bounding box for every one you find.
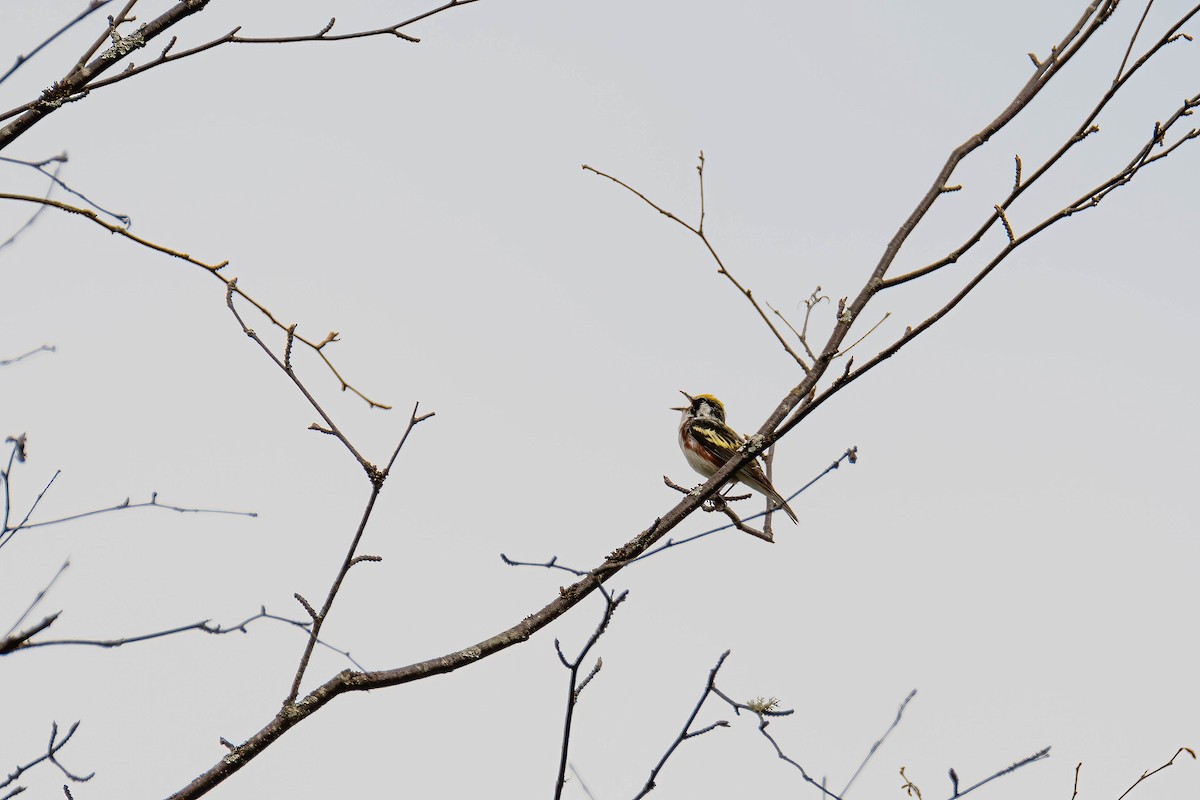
[672,391,798,524]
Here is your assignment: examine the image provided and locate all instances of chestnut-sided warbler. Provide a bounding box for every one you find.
[672,391,798,524]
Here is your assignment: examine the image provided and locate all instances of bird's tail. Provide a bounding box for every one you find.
[769,493,799,525]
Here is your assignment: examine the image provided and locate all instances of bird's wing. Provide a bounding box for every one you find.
[689,418,745,462]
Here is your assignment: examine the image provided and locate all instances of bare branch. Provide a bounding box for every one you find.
[841,689,918,796]
[0,160,64,253]
[0,2,484,138]
[581,7,1199,558]
[0,0,192,144]
[136,5,1193,795]
[69,0,139,76]
[162,474,743,798]
[639,447,857,561]
[0,468,60,551]
[6,606,364,669]
[0,192,390,408]
[225,285,375,473]
[583,157,809,368]
[950,747,1051,798]
[566,764,598,800]
[994,204,1015,243]
[0,612,61,654]
[0,345,56,367]
[705,684,845,799]
[553,589,628,800]
[0,1,116,87]
[632,650,735,799]
[8,490,256,533]
[0,153,130,225]
[4,560,69,639]
[786,91,1200,443]
[885,4,1200,288]
[284,403,433,704]
[706,491,773,542]
[854,0,1123,299]
[833,312,890,360]
[900,766,924,800]
[767,286,828,368]
[293,594,318,622]
[0,721,93,794]
[1114,1,1157,84]
[1114,747,1197,800]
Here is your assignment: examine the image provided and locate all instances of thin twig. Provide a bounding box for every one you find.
[553,589,628,800]
[833,312,890,360]
[1114,0,1157,84]
[782,90,1200,443]
[767,302,813,372]
[499,554,611,600]
[952,747,1051,798]
[73,6,461,96]
[1114,747,1196,800]
[0,1,116,86]
[566,763,598,800]
[4,559,69,638]
[160,6,1196,794]
[582,5,1193,554]
[584,157,808,367]
[0,469,60,550]
[900,766,924,800]
[884,3,1200,289]
[0,154,130,225]
[228,282,373,471]
[0,160,64,252]
[0,192,390,408]
[798,286,832,364]
[68,0,139,76]
[8,606,366,670]
[284,403,432,704]
[707,684,840,799]
[632,651,736,799]
[0,612,61,654]
[706,492,773,542]
[8,491,256,532]
[0,344,56,366]
[841,689,918,796]
[0,721,93,793]
[0,1,483,134]
[639,447,857,561]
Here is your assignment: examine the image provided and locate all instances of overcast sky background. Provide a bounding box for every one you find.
[1,2,1197,798]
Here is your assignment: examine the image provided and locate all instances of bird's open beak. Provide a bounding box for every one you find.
[670,390,693,412]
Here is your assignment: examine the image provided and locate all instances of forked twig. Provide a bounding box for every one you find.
[0,1,116,86]
[0,721,94,794]
[0,153,129,225]
[632,651,740,798]
[13,607,366,670]
[11,491,256,531]
[0,1,483,138]
[584,158,809,369]
[552,588,629,800]
[283,403,432,705]
[0,192,391,408]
